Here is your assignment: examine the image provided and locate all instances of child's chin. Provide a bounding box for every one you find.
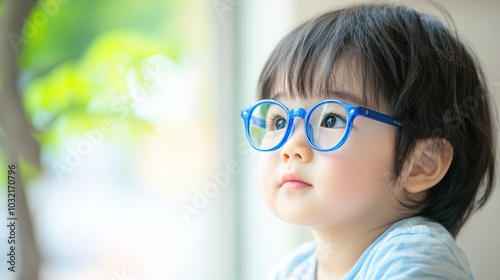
[276,209,317,227]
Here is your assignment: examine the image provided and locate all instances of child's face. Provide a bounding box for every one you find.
[258,91,406,233]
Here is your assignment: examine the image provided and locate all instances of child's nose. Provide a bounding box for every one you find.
[280,118,313,163]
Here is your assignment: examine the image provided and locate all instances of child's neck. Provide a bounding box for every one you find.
[313,222,393,280]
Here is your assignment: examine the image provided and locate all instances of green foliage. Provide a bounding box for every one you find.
[19,0,185,156]
[0,1,5,17]
[21,0,183,73]
[23,30,176,152]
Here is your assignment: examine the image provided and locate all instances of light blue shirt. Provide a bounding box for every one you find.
[267,216,473,279]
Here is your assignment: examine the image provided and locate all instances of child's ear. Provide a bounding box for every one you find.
[403,138,454,194]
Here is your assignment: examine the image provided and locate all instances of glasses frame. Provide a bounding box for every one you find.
[241,99,403,152]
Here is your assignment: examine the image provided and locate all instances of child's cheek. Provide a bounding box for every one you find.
[318,128,394,191]
[258,153,280,211]
[324,128,396,215]
[317,150,366,196]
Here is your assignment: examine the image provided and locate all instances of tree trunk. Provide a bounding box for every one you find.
[0,1,41,279]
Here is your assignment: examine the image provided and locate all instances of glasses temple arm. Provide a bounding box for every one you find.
[250,115,266,128]
[359,108,403,127]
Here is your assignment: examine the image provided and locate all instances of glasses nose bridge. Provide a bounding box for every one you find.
[288,107,308,130]
[290,107,307,120]
[286,107,310,140]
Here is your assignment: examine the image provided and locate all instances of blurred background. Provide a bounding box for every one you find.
[0,0,498,279]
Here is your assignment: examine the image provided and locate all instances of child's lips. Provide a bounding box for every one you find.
[281,173,312,189]
[281,181,312,189]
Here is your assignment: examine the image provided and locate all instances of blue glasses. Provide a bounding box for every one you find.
[241,99,403,152]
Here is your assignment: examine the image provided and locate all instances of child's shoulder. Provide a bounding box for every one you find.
[267,217,474,279]
[349,216,474,279]
[383,216,457,244]
[379,216,468,260]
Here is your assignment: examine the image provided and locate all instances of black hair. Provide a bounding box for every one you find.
[257,3,496,237]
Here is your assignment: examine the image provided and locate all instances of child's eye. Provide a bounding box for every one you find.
[267,115,287,130]
[321,114,346,128]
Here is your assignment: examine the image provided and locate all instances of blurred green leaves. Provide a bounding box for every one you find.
[19,0,186,154]
[21,0,183,73]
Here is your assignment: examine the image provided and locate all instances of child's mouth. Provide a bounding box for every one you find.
[281,173,312,189]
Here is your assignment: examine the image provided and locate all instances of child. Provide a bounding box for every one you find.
[240,2,496,279]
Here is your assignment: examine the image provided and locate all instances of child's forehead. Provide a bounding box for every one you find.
[259,29,388,111]
[267,62,382,109]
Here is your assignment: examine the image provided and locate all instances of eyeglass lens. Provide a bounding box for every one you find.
[248,101,348,150]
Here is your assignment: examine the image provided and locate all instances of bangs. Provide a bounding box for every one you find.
[257,10,386,109]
